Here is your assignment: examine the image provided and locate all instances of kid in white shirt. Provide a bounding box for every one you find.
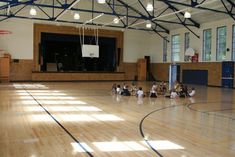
[189,88,196,97]
[136,87,145,98]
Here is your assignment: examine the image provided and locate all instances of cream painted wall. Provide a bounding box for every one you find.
[123,30,151,63]
[2,17,233,63]
[0,18,153,62]
[0,18,33,59]
[149,34,164,63]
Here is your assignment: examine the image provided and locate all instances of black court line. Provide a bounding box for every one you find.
[187,101,235,120]
[139,104,184,157]
[23,87,94,157]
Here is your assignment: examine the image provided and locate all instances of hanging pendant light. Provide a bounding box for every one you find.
[146,3,153,12]
[184,11,191,18]
[74,12,80,20]
[113,17,119,24]
[29,7,37,16]
[97,0,106,4]
[146,20,152,28]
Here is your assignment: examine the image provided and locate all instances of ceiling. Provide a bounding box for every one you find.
[0,0,234,39]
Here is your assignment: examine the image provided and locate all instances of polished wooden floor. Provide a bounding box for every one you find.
[0,82,235,157]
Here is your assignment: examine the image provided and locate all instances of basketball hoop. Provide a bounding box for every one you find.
[185,47,195,62]
[0,30,12,35]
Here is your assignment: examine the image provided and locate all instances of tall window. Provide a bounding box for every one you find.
[163,37,167,62]
[184,32,190,61]
[232,25,235,60]
[171,34,180,62]
[203,29,212,61]
[216,26,227,61]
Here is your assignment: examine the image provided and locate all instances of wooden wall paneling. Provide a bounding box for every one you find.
[121,63,137,80]
[151,63,170,81]
[0,57,10,82]
[137,59,147,81]
[151,62,222,86]
[10,60,34,81]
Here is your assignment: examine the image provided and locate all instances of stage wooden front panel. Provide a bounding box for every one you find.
[32,72,125,81]
[0,56,10,82]
[10,59,33,81]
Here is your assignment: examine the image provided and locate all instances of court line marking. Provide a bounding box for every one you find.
[140,101,235,156]
[22,86,94,157]
[187,101,235,120]
[139,104,184,157]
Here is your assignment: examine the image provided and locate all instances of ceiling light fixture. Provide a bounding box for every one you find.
[97,0,106,4]
[146,20,152,28]
[29,7,37,16]
[184,11,191,18]
[113,17,119,24]
[146,3,153,12]
[73,12,80,20]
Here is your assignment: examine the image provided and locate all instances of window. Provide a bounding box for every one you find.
[216,26,226,61]
[203,29,212,61]
[232,25,235,60]
[184,32,190,61]
[171,35,180,62]
[163,37,167,62]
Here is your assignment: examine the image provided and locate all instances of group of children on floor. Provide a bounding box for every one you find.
[166,81,195,98]
[111,80,195,99]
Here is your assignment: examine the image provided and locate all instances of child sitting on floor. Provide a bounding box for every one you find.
[159,81,167,94]
[121,85,131,96]
[136,87,145,98]
[150,82,157,98]
[116,85,122,95]
[188,87,196,97]
[111,83,117,94]
[165,90,178,99]
[130,81,138,95]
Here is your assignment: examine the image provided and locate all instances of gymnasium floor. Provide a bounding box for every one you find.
[0,82,235,157]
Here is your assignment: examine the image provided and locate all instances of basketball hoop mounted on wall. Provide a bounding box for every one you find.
[0,30,12,35]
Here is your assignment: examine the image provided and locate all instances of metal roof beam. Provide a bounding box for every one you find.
[106,1,126,27]
[137,0,152,18]
[55,0,80,21]
[116,0,169,34]
[155,0,234,15]
[221,0,235,21]
[0,13,166,32]
[161,0,200,28]
[226,0,235,7]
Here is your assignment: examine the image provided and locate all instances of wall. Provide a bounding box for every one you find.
[151,62,222,86]
[1,17,233,84]
[0,19,33,59]
[151,18,235,62]
[149,18,235,87]
[0,18,150,81]
[123,30,151,62]
[0,19,34,81]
